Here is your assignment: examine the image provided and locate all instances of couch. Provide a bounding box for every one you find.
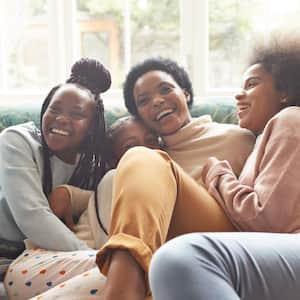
[0,97,238,299]
[0,97,237,133]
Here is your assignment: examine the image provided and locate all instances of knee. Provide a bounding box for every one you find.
[150,235,198,292]
[150,241,183,280]
[150,234,225,288]
[115,147,174,186]
[117,147,170,172]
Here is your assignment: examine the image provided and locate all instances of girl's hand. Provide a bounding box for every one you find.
[48,187,76,232]
[202,157,219,185]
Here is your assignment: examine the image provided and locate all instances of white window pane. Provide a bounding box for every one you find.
[209,0,300,89]
[130,0,180,64]
[76,0,180,89]
[1,0,49,90]
[209,0,267,89]
[77,0,124,88]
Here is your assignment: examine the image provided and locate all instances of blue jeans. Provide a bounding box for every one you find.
[149,232,300,300]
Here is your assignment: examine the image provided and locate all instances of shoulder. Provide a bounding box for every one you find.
[265,107,300,137]
[211,121,255,141]
[0,122,41,145]
[101,169,116,183]
[271,106,300,123]
[0,122,42,158]
[96,169,115,200]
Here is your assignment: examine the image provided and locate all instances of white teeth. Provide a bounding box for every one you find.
[156,109,174,121]
[238,106,249,112]
[51,128,70,136]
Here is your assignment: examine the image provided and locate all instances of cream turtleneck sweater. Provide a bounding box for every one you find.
[55,116,255,249]
[164,116,255,185]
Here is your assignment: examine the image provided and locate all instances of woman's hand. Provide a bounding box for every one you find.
[202,157,220,185]
[48,187,76,232]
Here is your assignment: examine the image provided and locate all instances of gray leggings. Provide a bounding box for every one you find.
[149,232,300,300]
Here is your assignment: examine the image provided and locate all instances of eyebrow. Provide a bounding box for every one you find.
[71,105,86,111]
[157,81,175,89]
[136,81,175,98]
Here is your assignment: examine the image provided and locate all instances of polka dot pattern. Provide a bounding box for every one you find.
[90,289,98,295]
[5,248,98,300]
[25,281,32,287]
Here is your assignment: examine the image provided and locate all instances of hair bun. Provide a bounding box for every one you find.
[67,58,111,95]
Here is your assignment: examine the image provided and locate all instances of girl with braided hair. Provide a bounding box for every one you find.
[47,115,161,249]
[0,58,111,299]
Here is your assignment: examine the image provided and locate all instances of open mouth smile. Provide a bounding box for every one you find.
[50,128,70,136]
[237,104,250,115]
[156,108,175,121]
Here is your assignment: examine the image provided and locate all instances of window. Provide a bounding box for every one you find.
[1,0,300,104]
[76,0,180,89]
[208,0,300,92]
[0,0,49,90]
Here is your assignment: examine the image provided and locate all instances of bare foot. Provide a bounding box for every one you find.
[98,249,146,300]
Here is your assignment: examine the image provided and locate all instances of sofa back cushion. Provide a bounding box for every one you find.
[0,97,237,132]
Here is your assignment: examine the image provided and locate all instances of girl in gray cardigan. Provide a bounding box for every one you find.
[1,58,112,299]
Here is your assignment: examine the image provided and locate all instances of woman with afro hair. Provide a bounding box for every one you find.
[150,33,300,300]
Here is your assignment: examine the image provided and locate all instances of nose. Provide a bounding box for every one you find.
[55,113,71,124]
[153,95,165,107]
[234,89,246,102]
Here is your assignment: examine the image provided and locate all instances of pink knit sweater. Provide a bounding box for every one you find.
[205,107,300,233]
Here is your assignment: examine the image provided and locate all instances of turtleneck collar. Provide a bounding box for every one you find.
[162,115,212,149]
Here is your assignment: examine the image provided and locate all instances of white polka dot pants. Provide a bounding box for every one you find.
[4,248,103,300]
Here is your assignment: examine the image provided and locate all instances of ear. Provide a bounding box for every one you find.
[280,91,288,105]
[183,89,191,104]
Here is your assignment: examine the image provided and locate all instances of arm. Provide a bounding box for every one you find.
[48,186,76,232]
[59,185,92,217]
[0,128,89,251]
[204,109,300,232]
[49,185,92,225]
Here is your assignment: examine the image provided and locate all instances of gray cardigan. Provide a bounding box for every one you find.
[0,122,89,251]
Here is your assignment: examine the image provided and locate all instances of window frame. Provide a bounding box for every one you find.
[0,0,235,106]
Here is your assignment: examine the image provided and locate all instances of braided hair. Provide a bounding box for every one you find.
[40,58,111,234]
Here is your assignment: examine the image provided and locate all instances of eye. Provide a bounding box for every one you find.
[48,106,61,115]
[160,85,172,95]
[246,80,259,89]
[137,96,150,107]
[70,111,86,120]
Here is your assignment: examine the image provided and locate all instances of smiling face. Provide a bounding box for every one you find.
[112,118,160,164]
[235,63,285,135]
[133,70,191,136]
[42,84,96,163]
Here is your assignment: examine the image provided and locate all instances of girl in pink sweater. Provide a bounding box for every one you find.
[150,34,300,300]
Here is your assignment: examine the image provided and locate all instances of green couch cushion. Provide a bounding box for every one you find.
[0,98,238,132]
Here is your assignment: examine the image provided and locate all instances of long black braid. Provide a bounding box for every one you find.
[41,58,111,235]
[40,85,62,196]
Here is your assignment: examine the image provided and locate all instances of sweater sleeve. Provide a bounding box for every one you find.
[0,129,89,251]
[205,109,300,233]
